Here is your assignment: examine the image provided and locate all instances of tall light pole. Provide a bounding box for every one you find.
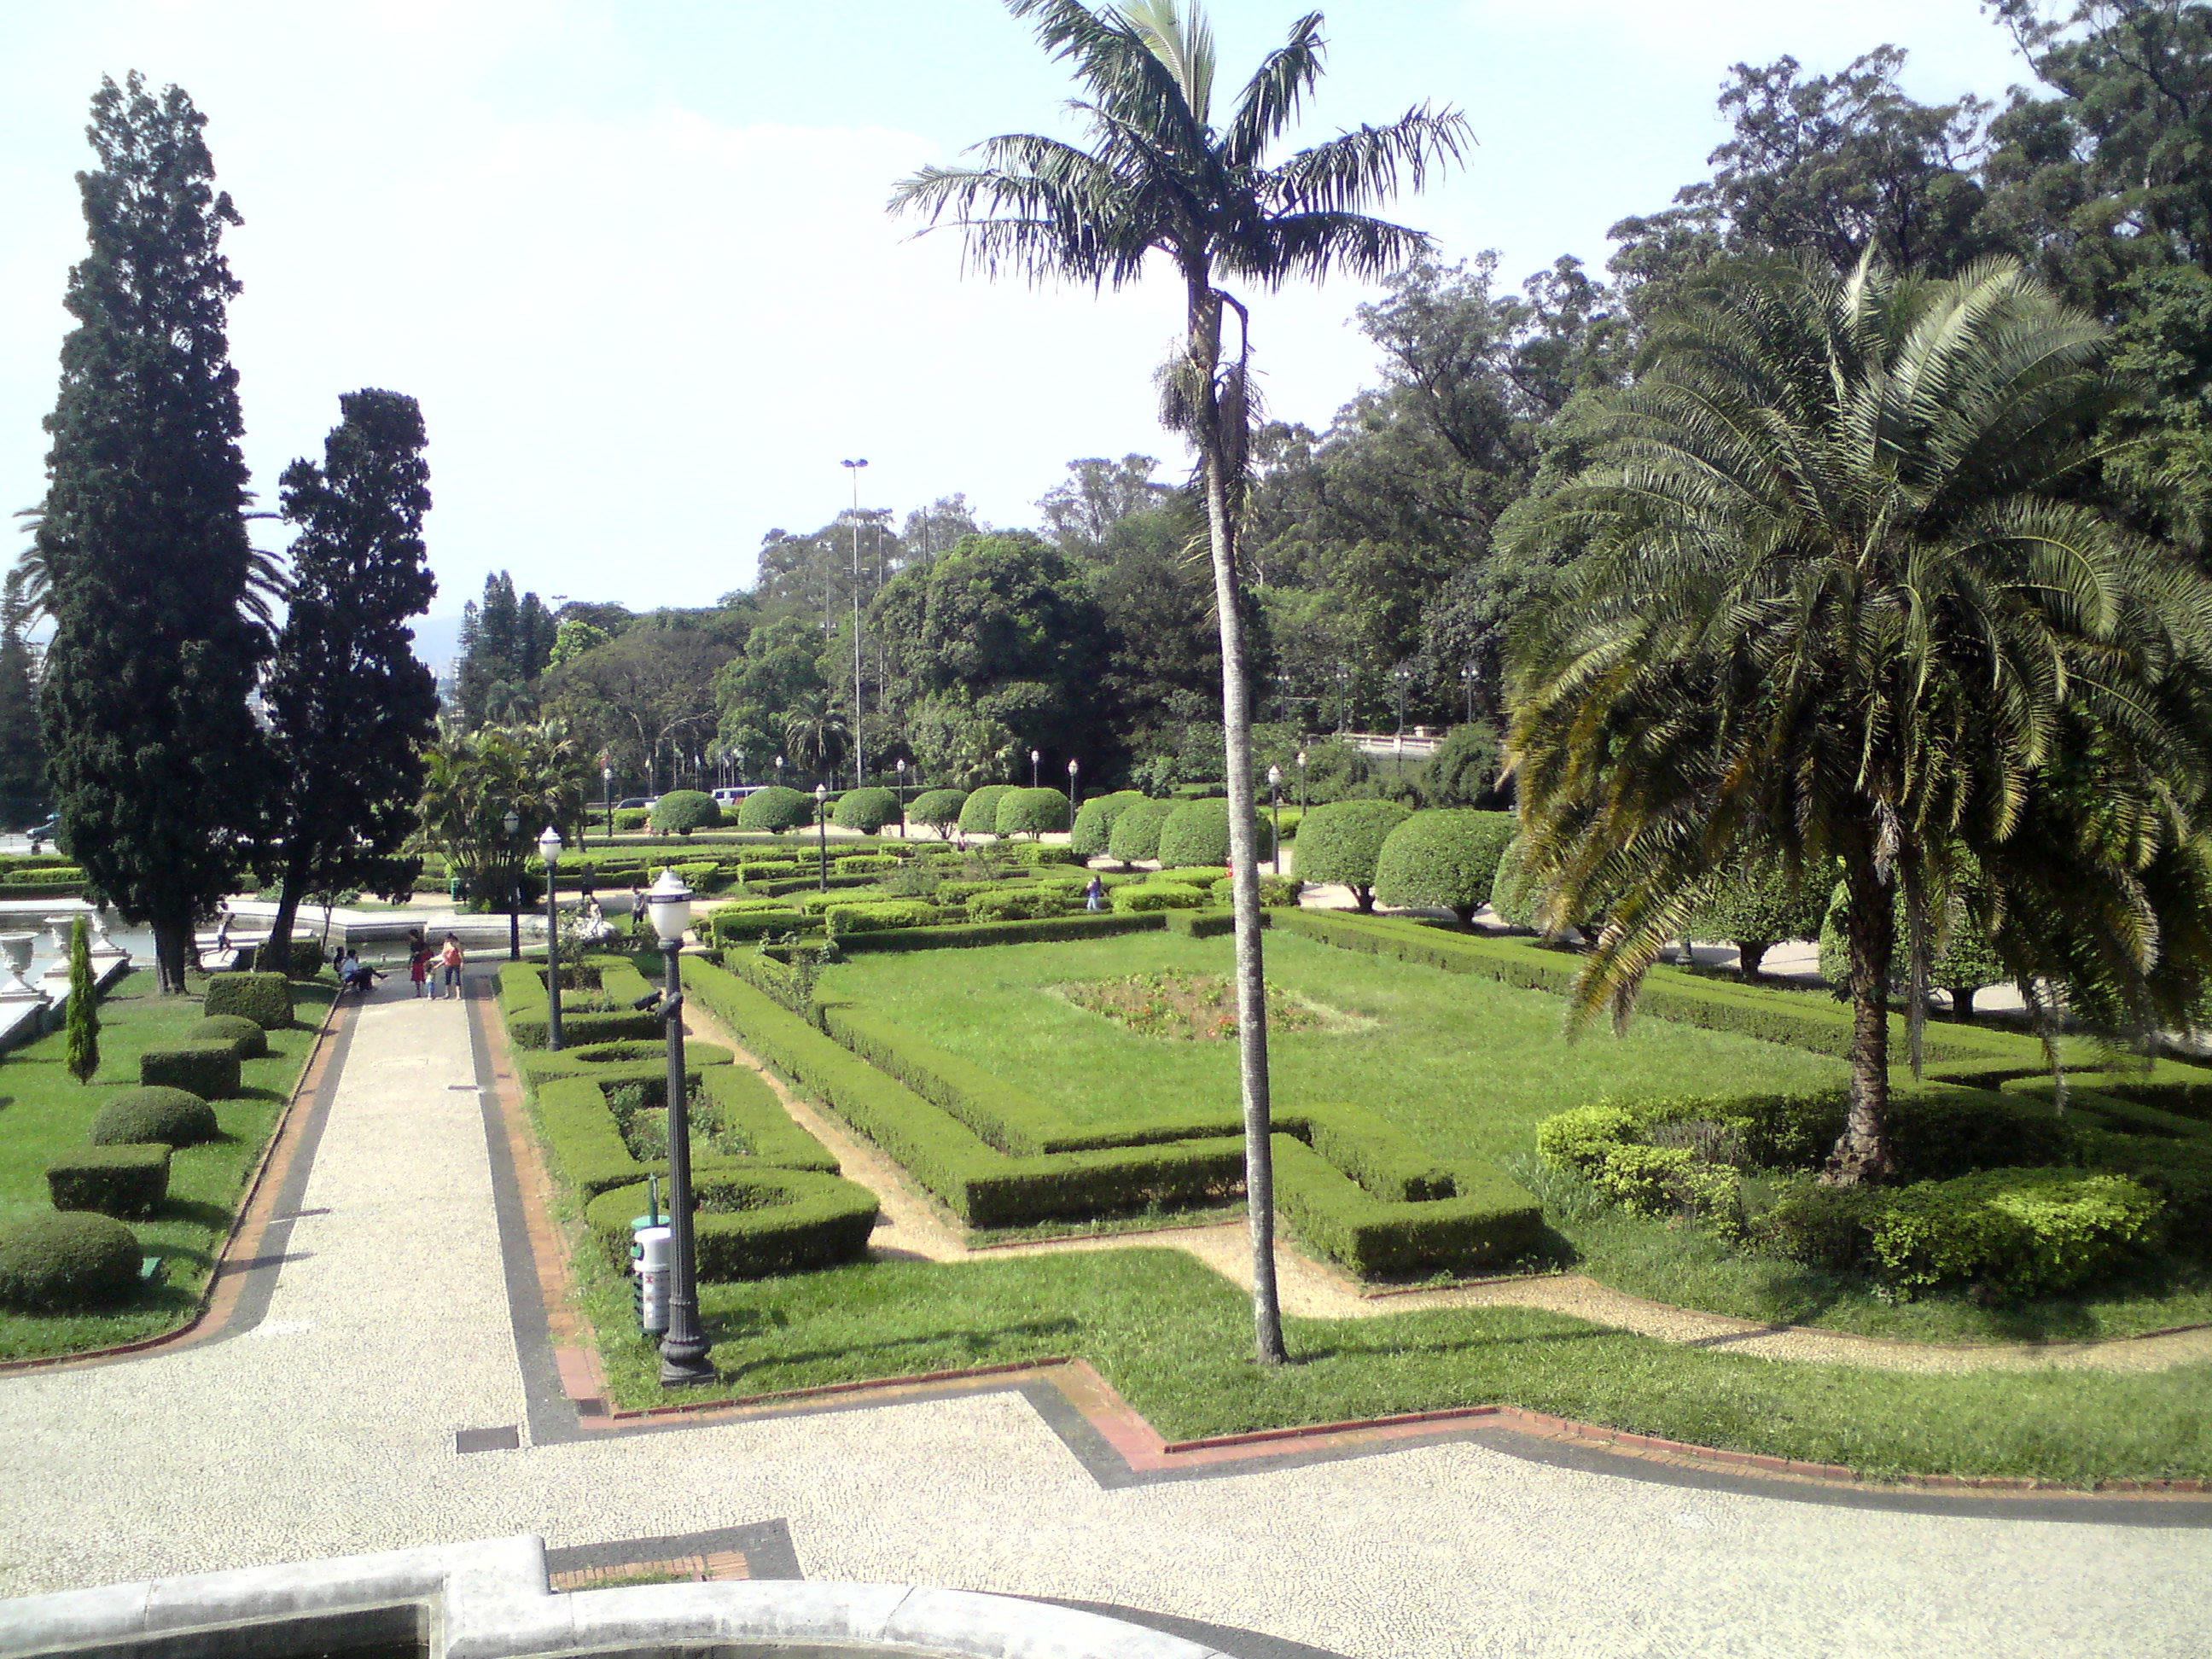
[1066,757,1080,836]
[503,808,521,961]
[841,458,869,789]
[601,765,613,843]
[1266,765,1283,875]
[1297,748,1308,812]
[895,757,908,837]
[647,869,713,1387]
[538,826,565,1050]
[1029,748,1040,789]
[814,783,830,892]
[775,754,785,794]
[1393,664,1412,777]
[1460,661,1478,724]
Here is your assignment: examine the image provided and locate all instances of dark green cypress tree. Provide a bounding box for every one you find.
[259,389,440,963]
[66,914,99,1084]
[0,572,47,827]
[33,74,272,993]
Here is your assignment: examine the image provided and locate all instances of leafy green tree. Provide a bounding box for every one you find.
[1107,797,1176,864]
[1038,454,1173,553]
[1072,789,1145,858]
[260,389,439,965]
[781,691,850,788]
[1505,258,2212,1184]
[1685,858,1831,979]
[453,572,556,727]
[896,0,1468,1365]
[833,786,899,834]
[1157,798,1231,867]
[649,790,720,835]
[1295,800,1412,911]
[34,74,274,993]
[66,915,98,1085]
[997,787,1071,838]
[540,614,735,790]
[419,723,587,906]
[737,785,813,835]
[1372,808,1513,923]
[958,783,1016,837]
[0,573,46,828]
[1414,722,1503,808]
[907,788,968,836]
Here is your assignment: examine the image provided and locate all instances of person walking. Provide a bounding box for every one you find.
[628,884,648,939]
[437,934,464,999]
[1084,873,1106,913]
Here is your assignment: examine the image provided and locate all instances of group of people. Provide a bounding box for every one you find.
[333,929,464,999]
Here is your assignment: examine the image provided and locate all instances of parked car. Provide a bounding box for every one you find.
[615,797,657,812]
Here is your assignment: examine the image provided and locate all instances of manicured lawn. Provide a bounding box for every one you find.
[579,1245,2212,1486]
[821,928,1846,1164]
[0,969,332,1359]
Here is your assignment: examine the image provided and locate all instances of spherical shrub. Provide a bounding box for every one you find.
[649,790,722,835]
[908,789,968,835]
[996,787,1071,839]
[1157,800,1232,869]
[833,787,899,834]
[958,784,1015,835]
[89,1086,219,1148]
[1106,799,1176,864]
[737,785,814,834]
[189,1015,268,1058]
[1294,800,1412,911]
[1373,809,1516,924]
[1685,859,1831,977]
[1488,835,1539,928]
[0,1211,142,1313]
[1071,791,1144,859]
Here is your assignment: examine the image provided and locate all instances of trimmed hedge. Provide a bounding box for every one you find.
[0,1212,142,1312]
[738,786,815,834]
[708,908,816,946]
[139,1044,242,1100]
[649,790,722,835]
[1295,800,1412,911]
[519,1038,735,1089]
[963,888,1072,923]
[48,1144,171,1218]
[531,1064,841,1202]
[834,787,900,834]
[201,972,292,1030]
[497,957,664,1050]
[825,900,943,934]
[1157,800,1232,869]
[835,913,1165,954]
[1871,1168,2164,1301]
[1372,809,1514,924]
[187,1016,268,1059]
[1072,791,1145,859]
[89,1087,218,1148]
[959,784,1016,835]
[585,1168,879,1281]
[909,789,968,835]
[1272,1134,1544,1278]
[997,787,1072,839]
[1110,882,1206,913]
[1106,798,1176,864]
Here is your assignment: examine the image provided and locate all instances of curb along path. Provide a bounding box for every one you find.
[680,998,2212,1377]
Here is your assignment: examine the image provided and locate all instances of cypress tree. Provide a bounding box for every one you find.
[66,915,99,1084]
[33,74,273,993]
[259,390,441,963]
[0,572,46,827]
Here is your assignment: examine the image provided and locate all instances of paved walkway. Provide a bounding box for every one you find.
[1,977,2209,1658]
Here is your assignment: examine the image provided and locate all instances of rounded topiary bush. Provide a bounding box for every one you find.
[1372,809,1516,924]
[1488,835,1539,929]
[1071,791,1144,859]
[995,787,1070,839]
[1294,800,1412,911]
[1157,799,1232,869]
[89,1086,219,1149]
[0,1212,141,1313]
[908,789,968,835]
[833,786,899,834]
[737,785,814,834]
[1106,798,1176,864]
[958,784,1016,836]
[1685,859,1831,977]
[189,1014,268,1058]
[649,789,722,835]
[1816,872,2010,1017]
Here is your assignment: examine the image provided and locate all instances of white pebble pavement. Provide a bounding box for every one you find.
[0,977,2207,1658]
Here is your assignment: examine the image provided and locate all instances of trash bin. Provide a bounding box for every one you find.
[632,1223,672,1336]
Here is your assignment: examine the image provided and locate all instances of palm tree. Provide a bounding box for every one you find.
[894,0,1469,1364]
[782,693,850,788]
[419,720,589,907]
[1505,256,2212,1183]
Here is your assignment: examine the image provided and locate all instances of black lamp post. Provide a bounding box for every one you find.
[1461,662,1478,724]
[895,758,907,837]
[1393,664,1412,775]
[1066,756,1079,836]
[1297,748,1308,812]
[539,825,565,1050]
[504,808,521,961]
[1267,765,1283,874]
[1029,748,1040,789]
[775,754,785,792]
[814,783,830,892]
[601,767,613,840]
[647,868,713,1387]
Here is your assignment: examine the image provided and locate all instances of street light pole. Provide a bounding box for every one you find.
[1029,748,1039,789]
[647,870,713,1387]
[1393,664,1412,777]
[602,766,613,841]
[539,826,565,1051]
[842,458,869,790]
[503,808,521,961]
[1461,662,1477,724]
[814,783,830,892]
[1267,765,1283,875]
[1067,757,1079,836]
[895,757,908,837]
[1297,748,1308,812]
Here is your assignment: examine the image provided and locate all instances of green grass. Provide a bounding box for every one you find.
[579,1245,2212,1486]
[0,969,332,1359]
[821,928,1846,1162]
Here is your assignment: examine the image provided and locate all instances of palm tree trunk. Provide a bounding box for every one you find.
[1826,853,1897,1185]
[1189,279,1288,1367]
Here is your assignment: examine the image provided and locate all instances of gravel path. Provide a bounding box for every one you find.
[0,977,2208,1659]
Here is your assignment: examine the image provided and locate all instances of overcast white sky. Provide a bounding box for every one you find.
[1,0,2034,618]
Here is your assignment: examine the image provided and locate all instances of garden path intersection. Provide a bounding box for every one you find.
[0,975,2205,1658]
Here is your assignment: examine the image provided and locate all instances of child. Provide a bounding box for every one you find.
[408,938,432,998]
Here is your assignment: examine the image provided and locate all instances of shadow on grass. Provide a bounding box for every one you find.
[157,1197,233,1232]
[1291,1323,1609,1366]
[712,1315,1080,1380]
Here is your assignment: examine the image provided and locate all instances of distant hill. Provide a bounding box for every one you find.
[409,614,466,675]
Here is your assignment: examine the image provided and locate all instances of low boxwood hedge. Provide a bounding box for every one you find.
[497,956,664,1050]
[518,1038,735,1089]
[708,907,817,946]
[201,971,293,1031]
[584,1168,879,1281]
[0,1212,142,1312]
[47,1144,171,1218]
[835,913,1165,954]
[1272,1134,1543,1279]
[139,1044,242,1100]
[187,1015,268,1058]
[533,1064,841,1202]
[89,1087,218,1148]
[1110,882,1206,913]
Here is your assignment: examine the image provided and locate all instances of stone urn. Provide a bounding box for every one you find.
[0,933,46,1001]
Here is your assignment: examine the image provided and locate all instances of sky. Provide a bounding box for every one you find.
[0,0,2039,624]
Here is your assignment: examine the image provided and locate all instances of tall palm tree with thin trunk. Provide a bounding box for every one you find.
[894,0,1469,1362]
[1505,256,2212,1182]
